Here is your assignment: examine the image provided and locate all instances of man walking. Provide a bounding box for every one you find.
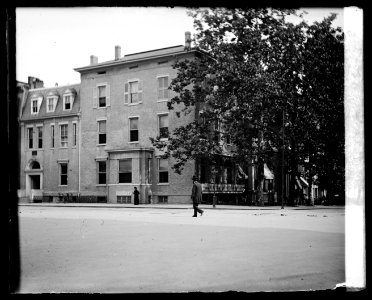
[191,175,204,217]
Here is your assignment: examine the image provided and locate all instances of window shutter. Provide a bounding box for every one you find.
[93,87,97,108]
[138,80,143,103]
[106,84,110,107]
[124,82,129,104]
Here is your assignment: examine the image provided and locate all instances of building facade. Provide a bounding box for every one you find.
[18,82,81,202]
[18,33,249,205]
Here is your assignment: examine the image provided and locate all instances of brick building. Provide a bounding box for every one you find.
[74,33,200,204]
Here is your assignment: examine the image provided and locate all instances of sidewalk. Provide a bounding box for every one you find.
[18,202,345,210]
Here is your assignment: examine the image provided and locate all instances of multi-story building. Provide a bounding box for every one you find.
[74,33,202,204]
[18,33,248,205]
[18,79,81,203]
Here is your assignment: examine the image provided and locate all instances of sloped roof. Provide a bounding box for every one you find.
[20,83,80,121]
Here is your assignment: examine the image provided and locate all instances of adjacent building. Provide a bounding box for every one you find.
[18,79,81,202]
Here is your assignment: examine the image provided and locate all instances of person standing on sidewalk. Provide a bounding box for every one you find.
[191,175,204,217]
[133,187,140,205]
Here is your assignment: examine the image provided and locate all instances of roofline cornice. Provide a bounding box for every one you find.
[74,48,204,73]
[20,113,80,123]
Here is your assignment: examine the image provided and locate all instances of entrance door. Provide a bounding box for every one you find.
[30,175,40,189]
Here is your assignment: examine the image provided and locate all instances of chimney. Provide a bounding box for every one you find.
[184,31,191,50]
[28,76,44,89]
[90,55,98,65]
[115,45,121,60]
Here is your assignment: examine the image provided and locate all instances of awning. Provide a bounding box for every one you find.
[299,177,309,187]
[264,163,274,180]
[237,165,248,179]
[295,177,302,189]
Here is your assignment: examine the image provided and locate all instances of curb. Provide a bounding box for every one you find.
[18,203,345,211]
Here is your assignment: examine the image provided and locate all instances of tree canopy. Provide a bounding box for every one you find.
[150,8,344,203]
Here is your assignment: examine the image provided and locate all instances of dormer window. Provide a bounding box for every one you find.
[30,94,43,115]
[63,88,76,111]
[32,100,38,113]
[64,95,72,110]
[46,92,58,113]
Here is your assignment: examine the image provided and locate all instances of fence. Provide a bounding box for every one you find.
[32,194,107,204]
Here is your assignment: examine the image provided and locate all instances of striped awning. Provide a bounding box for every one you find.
[264,163,274,180]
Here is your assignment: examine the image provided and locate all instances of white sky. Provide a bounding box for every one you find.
[16,7,344,87]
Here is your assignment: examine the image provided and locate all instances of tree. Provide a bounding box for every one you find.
[151,8,344,206]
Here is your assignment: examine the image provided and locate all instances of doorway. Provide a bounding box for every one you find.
[30,175,40,190]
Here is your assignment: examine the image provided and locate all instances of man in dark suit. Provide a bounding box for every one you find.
[191,175,204,217]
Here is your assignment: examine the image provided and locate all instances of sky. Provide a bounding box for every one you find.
[16,7,344,88]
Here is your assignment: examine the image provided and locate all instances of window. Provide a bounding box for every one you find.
[117,196,131,204]
[73,123,77,146]
[64,95,71,110]
[30,95,42,115]
[46,97,57,113]
[27,127,33,149]
[50,125,55,148]
[63,90,76,111]
[158,196,168,203]
[98,120,106,145]
[37,126,43,149]
[97,161,107,184]
[98,85,106,107]
[32,100,38,113]
[146,158,152,184]
[129,118,139,142]
[60,124,68,147]
[60,163,68,186]
[93,84,110,108]
[158,114,169,139]
[158,76,169,100]
[119,159,132,183]
[158,159,168,183]
[124,80,142,104]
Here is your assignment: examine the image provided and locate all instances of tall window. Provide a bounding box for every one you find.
[98,85,106,107]
[158,114,169,139]
[158,76,169,100]
[37,126,43,149]
[60,163,68,186]
[73,123,77,146]
[158,159,168,183]
[129,118,139,142]
[98,120,106,144]
[47,98,54,112]
[119,159,132,183]
[47,97,57,112]
[27,127,33,149]
[64,95,71,110]
[32,100,38,113]
[60,124,68,147]
[124,80,142,104]
[97,161,107,184]
[50,125,55,148]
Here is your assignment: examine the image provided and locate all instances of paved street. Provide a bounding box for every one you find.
[15,205,345,293]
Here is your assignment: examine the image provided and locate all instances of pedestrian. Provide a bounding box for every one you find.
[191,175,204,217]
[133,187,140,205]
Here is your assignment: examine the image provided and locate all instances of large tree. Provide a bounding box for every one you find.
[151,8,344,205]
